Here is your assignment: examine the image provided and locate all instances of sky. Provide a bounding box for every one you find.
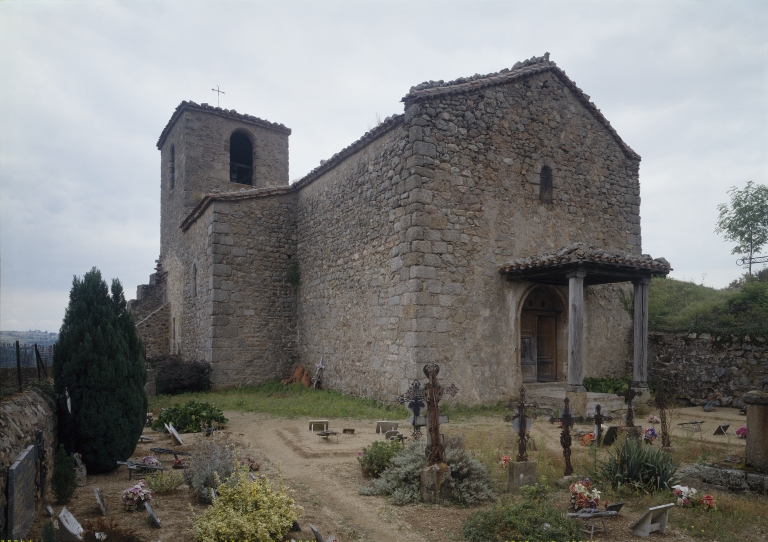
[1,0,767,332]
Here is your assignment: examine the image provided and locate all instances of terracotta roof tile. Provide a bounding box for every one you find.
[499,243,671,274]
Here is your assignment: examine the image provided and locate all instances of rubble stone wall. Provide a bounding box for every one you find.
[648,331,768,408]
[136,304,171,360]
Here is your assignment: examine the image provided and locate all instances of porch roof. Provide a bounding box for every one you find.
[499,243,672,285]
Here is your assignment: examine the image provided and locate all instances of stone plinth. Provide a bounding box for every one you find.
[507,461,537,494]
[566,390,588,418]
[421,463,452,504]
[744,391,768,473]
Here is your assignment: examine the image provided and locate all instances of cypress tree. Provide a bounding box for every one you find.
[53,267,147,472]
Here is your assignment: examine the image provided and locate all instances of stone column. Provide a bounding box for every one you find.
[743,390,768,473]
[567,270,586,393]
[632,277,651,389]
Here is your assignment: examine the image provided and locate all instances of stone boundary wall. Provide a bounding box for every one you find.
[136,304,171,360]
[648,331,768,408]
[0,389,57,535]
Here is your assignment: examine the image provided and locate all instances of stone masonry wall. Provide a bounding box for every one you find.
[205,194,298,388]
[0,389,57,535]
[296,123,408,399]
[180,205,214,363]
[649,331,768,408]
[136,304,171,360]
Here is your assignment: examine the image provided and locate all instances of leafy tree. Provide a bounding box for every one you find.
[53,268,147,472]
[715,181,768,278]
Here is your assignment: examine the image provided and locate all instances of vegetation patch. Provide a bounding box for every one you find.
[595,437,678,493]
[462,498,581,541]
[151,400,228,433]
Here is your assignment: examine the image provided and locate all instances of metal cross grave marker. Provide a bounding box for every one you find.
[398,380,426,440]
[549,397,583,476]
[506,386,537,462]
[649,382,672,449]
[617,387,643,427]
[589,404,613,446]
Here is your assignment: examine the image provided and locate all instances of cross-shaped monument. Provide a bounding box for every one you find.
[649,382,672,449]
[211,85,225,107]
[549,397,583,476]
[589,404,613,446]
[508,386,537,462]
[617,387,643,427]
[398,381,427,440]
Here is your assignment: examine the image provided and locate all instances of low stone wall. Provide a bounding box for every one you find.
[0,388,57,535]
[137,303,171,360]
[648,331,768,408]
[678,464,768,494]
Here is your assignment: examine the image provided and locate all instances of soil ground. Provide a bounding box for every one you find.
[27,405,756,541]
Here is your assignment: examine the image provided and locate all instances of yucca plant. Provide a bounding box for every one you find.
[595,437,678,493]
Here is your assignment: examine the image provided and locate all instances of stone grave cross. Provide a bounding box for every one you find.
[617,387,643,427]
[506,386,537,462]
[398,381,426,440]
[549,397,583,476]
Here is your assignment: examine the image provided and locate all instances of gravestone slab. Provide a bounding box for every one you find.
[507,460,537,494]
[628,503,674,538]
[714,424,732,436]
[8,445,36,539]
[167,423,183,445]
[309,420,329,432]
[144,501,161,528]
[602,426,619,446]
[375,421,398,433]
[421,463,452,504]
[58,507,84,541]
[93,486,108,516]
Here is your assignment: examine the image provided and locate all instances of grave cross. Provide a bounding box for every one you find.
[397,381,426,440]
[649,382,672,449]
[211,85,225,107]
[589,404,613,446]
[549,397,583,476]
[506,386,537,462]
[617,387,643,427]
[400,363,458,465]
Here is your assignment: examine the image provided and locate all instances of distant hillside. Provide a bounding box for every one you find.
[0,330,58,346]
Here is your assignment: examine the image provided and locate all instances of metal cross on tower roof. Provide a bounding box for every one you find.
[211,85,225,107]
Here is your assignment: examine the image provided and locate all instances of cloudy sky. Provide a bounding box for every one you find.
[1,0,767,332]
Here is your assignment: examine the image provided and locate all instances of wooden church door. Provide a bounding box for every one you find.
[520,289,559,383]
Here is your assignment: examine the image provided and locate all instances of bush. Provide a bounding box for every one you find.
[583,376,631,394]
[358,439,402,478]
[41,520,57,542]
[154,356,211,395]
[53,268,147,472]
[184,437,237,502]
[52,444,77,504]
[191,466,302,542]
[595,437,678,493]
[147,470,185,494]
[462,499,581,541]
[150,400,228,433]
[81,517,142,542]
[359,440,494,505]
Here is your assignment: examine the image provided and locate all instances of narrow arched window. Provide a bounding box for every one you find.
[230,132,253,185]
[169,145,176,190]
[191,263,197,297]
[540,165,553,202]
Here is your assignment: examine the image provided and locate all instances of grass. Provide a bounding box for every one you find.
[148,380,507,421]
[649,277,768,335]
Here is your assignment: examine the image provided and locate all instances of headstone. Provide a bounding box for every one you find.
[714,423,732,436]
[628,503,674,537]
[58,507,84,541]
[93,486,108,516]
[342,428,355,434]
[167,423,183,445]
[7,445,36,539]
[144,501,161,528]
[744,390,768,472]
[375,421,398,433]
[308,420,329,432]
[507,460,537,494]
[421,463,452,504]
[602,426,619,446]
[384,429,400,440]
[607,501,625,512]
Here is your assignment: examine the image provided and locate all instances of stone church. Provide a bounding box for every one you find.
[129,53,670,407]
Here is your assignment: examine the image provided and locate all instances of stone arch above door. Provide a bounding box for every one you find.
[520,287,563,383]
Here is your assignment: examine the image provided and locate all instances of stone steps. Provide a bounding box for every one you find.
[522,383,627,418]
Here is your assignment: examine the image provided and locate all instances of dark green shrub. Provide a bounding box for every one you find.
[595,437,678,493]
[154,356,211,395]
[358,439,402,478]
[150,400,227,433]
[42,520,57,542]
[51,444,77,504]
[583,376,630,394]
[53,268,147,472]
[462,499,581,541]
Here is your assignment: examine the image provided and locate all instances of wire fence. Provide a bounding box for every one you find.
[0,342,54,396]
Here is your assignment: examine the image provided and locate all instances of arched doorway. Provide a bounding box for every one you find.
[520,287,560,383]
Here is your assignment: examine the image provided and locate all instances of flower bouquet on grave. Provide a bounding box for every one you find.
[643,427,658,444]
[141,455,161,467]
[121,480,154,511]
[580,433,595,446]
[736,426,747,439]
[700,493,716,510]
[569,478,601,510]
[672,485,697,507]
[500,455,510,468]
[647,415,660,425]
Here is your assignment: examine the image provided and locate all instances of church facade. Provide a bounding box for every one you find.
[129,54,670,405]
